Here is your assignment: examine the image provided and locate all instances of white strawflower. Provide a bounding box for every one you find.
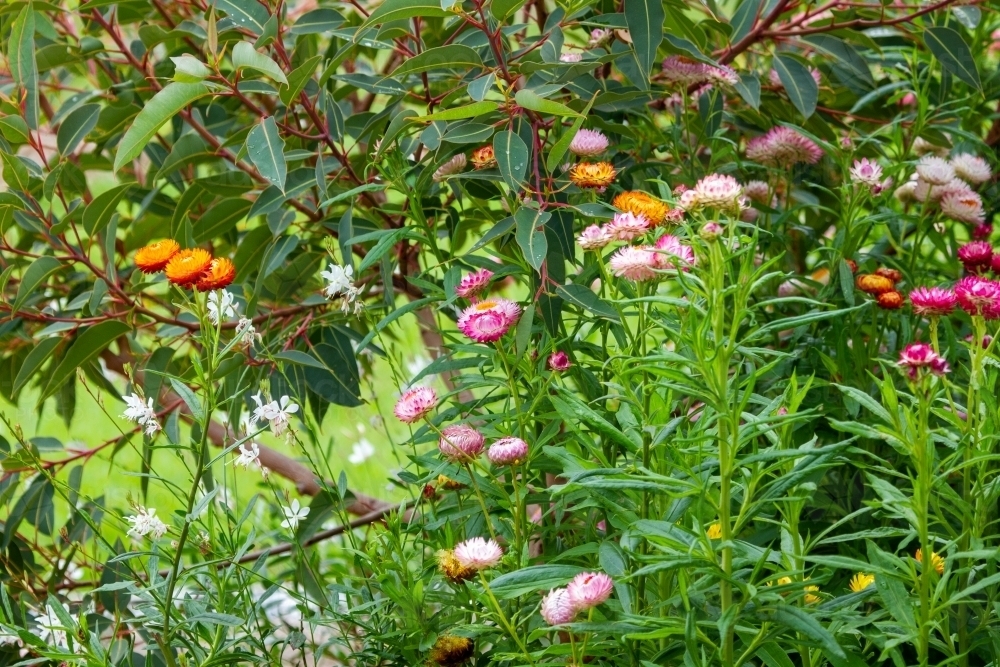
[281,499,310,531]
[915,156,955,185]
[121,393,161,436]
[559,52,583,63]
[453,537,503,570]
[207,290,237,325]
[950,153,991,185]
[127,506,168,540]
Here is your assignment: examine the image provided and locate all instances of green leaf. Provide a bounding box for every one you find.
[515,208,549,273]
[168,377,204,422]
[246,117,286,191]
[279,55,322,106]
[732,73,761,110]
[624,0,664,85]
[170,54,212,82]
[514,89,581,117]
[12,256,62,315]
[491,0,526,20]
[468,73,496,102]
[193,197,252,243]
[494,130,528,191]
[802,35,874,90]
[0,115,30,144]
[416,101,497,122]
[774,54,818,119]
[319,183,387,208]
[1,152,29,191]
[867,541,916,631]
[215,0,269,34]
[768,605,845,660]
[390,45,483,79]
[290,8,346,34]
[546,93,597,173]
[555,284,620,321]
[924,26,981,90]
[360,0,451,28]
[114,82,211,171]
[9,3,38,129]
[730,0,762,44]
[41,321,131,402]
[13,337,60,395]
[57,103,101,155]
[358,228,408,272]
[231,41,288,86]
[261,234,300,279]
[83,184,132,235]
[274,350,326,369]
[443,123,494,144]
[489,565,586,599]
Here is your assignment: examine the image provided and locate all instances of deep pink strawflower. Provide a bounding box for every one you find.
[606,212,650,241]
[992,254,1000,274]
[456,268,494,299]
[439,424,485,461]
[548,351,571,371]
[457,298,521,343]
[909,287,957,317]
[959,241,993,274]
[956,275,1000,318]
[746,126,823,168]
[394,386,437,423]
[541,588,577,625]
[569,129,610,157]
[453,537,503,570]
[653,235,696,270]
[974,223,994,240]
[487,436,529,465]
[898,343,950,379]
[609,246,659,281]
[566,571,614,610]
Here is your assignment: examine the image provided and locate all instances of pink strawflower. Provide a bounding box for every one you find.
[959,241,993,274]
[974,223,994,240]
[578,224,612,250]
[956,275,1000,318]
[950,153,991,185]
[664,208,685,224]
[872,176,894,195]
[929,178,972,202]
[456,268,494,299]
[569,129,609,157]
[548,351,571,371]
[850,158,883,187]
[915,156,955,185]
[700,221,724,241]
[566,571,614,610]
[991,254,1000,274]
[653,235,696,270]
[453,537,503,570]
[439,424,485,461]
[898,343,950,379]
[909,286,957,317]
[609,246,659,281]
[457,298,521,343]
[941,190,986,225]
[541,588,577,625]
[743,180,770,204]
[394,386,437,423]
[487,436,529,465]
[745,126,823,167]
[677,189,700,211]
[606,212,650,241]
[588,28,612,48]
[692,174,743,213]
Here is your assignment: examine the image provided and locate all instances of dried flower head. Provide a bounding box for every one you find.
[541,587,577,625]
[566,571,614,610]
[439,424,485,461]
[692,174,743,213]
[940,189,986,225]
[455,268,494,299]
[742,180,771,204]
[429,635,474,666]
[394,386,437,423]
[470,145,496,170]
[195,258,236,291]
[569,161,617,189]
[875,267,902,284]
[606,211,650,241]
[915,548,945,575]
[437,549,477,583]
[135,239,180,273]
[746,126,823,168]
[569,128,610,157]
[909,286,957,317]
[457,298,521,343]
[165,248,213,287]
[613,191,672,226]
[915,155,955,185]
[453,537,503,570]
[856,274,895,295]
[577,224,612,250]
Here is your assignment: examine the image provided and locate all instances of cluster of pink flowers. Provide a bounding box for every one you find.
[955,275,1000,319]
[746,126,823,168]
[661,56,738,88]
[897,343,950,379]
[894,150,990,226]
[457,298,522,343]
[437,423,530,466]
[541,571,614,625]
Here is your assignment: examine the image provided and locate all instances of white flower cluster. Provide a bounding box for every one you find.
[126,506,168,540]
[320,263,361,315]
[250,392,299,437]
[121,393,161,437]
[207,290,237,326]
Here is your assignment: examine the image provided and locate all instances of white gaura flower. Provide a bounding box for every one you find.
[320,263,362,314]
[34,605,68,648]
[348,439,376,464]
[207,290,237,325]
[126,506,168,540]
[121,393,161,436]
[250,393,300,437]
[235,317,257,348]
[233,442,262,471]
[281,499,310,531]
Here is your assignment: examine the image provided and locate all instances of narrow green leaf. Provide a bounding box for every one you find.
[389,45,483,79]
[774,54,818,119]
[193,197,252,243]
[114,82,211,171]
[57,104,101,155]
[415,101,497,122]
[555,283,620,321]
[13,337,60,395]
[170,54,212,82]
[924,26,981,90]
[769,605,845,659]
[0,116,30,144]
[246,117,286,191]
[279,55,322,106]
[9,3,38,128]
[290,8,346,34]
[231,41,288,86]
[12,256,62,315]
[83,184,132,235]
[730,0,762,44]
[41,321,131,402]
[319,183,387,208]
[494,130,528,191]
[624,0,664,83]
[359,0,451,28]
[546,93,597,173]
[1,153,29,192]
[514,208,549,273]
[514,89,581,117]
[168,377,204,422]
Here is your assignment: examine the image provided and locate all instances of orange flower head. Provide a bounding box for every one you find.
[877,290,904,310]
[134,239,180,274]
[165,248,213,287]
[196,257,236,291]
[915,548,945,575]
[856,273,895,295]
[875,267,903,284]
[428,634,474,666]
[845,259,858,274]
[570,161,617,189]
[471,145,497,170]
[613,190,672,226]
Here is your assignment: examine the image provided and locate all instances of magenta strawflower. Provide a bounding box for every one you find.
[569,129,609,157]
[606,212,650,241]
[439,424,485,461]
[457,298,521,343]
[609,246,659,281]
[653,235,696,270]
[541,588,577,625]
[959,241,993,274]
[566,571,614,610]
[692,174,743,213]
[487,436,529,466]
[950,153,991,185]
[548,351,571,371]
[898,343,950,379]
[456,268,494,299]
[850,158,883,187]
[974,223,994,240]
[745,126,823,167]
[909,287,957,317]
[956,275,1000,318]
[941,190,986,225]
[394,386,437,423]
[577,224,612,251]
[915,156,955,185]
[453,537,503,570]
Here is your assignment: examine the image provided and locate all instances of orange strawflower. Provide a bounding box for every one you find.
[196,258,236,291]
[877,290,904,310]
[856,273,895,295]
[875,267,903,283]
[165,248,213,287]
[915,548,945,575]
[471,146,497,170]
[613,191,672,226]
[134,239,180,274]
[569,161,616,189]
[845,259,858,274]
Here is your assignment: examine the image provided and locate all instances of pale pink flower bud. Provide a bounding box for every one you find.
[394,386,437,423]
[541,587,577,625]
[569,128,609,157]
[487,436,529,465]
[439,424,485,461]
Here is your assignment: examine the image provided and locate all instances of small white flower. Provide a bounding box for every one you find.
[126,506,168,540]
[34,605,68,648]
[250,392,299,437]
[236,317,257,348]
[348,439,376,465]
[121,393,161,437]
[233,442,261,471]
[281,499,310,531]
[320,262,362,315]
[207,290,237,326]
